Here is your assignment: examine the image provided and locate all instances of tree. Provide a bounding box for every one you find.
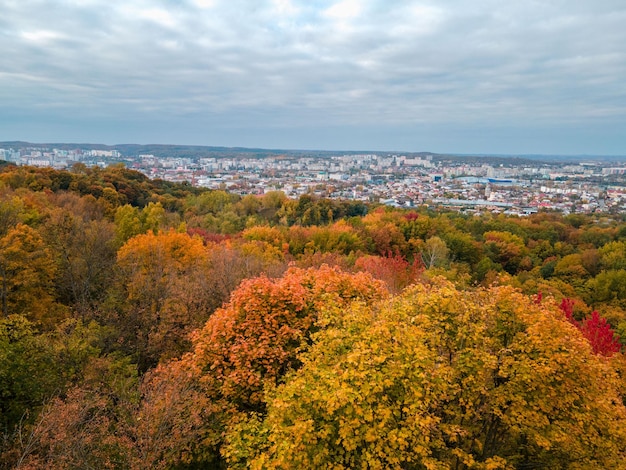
[554,253,588,278]
[483,230,528,274]
[114,202,165,246]
[0,316,104,439]
[112,230,211,370]
[586,269,626,308]
[186,265,387,411]
[10,355,139,470]
[441,230,482,267]
[355,252,422,293]
[228,280,626,469]
[0,315,62,434]
[0,224,61,326]
[580,311,622,356]
[138,266,387,468]
[0,193,25,237]
[559,298,621,356]
[43,208,116,318]
[599,240,626,271]
[420,235,449,269]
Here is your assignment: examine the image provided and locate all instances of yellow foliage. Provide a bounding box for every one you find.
[227,279,626,469]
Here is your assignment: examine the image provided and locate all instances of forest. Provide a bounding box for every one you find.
[0,162,625,469]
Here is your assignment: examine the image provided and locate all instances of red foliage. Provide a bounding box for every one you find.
[559,298,621,356]
[187,227,231,245]
[355,252,423,293]
[404,211,419,221]
[560,298,578,326]
[580,311,622,356]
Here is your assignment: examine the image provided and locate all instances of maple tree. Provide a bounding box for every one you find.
[354,252,422,293]
[227,280,626,469]
[112,230,212,369]
[189,265,386,406]
[0,224,62,326]
[559,297,621,356]
[138,266,387,467]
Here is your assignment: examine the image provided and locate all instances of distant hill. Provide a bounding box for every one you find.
[1,141,623,163]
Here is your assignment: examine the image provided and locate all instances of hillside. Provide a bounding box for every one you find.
[0,164,624,469]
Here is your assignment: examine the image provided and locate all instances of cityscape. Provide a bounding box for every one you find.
[1,142,625,216]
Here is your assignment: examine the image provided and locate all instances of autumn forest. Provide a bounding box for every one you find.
[0,162,625,469]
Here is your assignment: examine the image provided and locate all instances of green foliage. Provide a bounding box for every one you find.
[599,240,626,270]
[586,269,626,307]
[114,202,165,245]
[0,316,104,433]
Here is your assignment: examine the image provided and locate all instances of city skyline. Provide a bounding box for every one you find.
[2,1,626,155]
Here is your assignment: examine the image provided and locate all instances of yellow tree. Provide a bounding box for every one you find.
[0,224,61,327]
[114,230,211,370]
[229,280,626,469]
[137,266,387,468]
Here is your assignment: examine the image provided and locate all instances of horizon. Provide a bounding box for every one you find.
[2,140,626,162]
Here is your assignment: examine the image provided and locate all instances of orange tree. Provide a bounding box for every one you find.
[112,230,212,370]
[137,265,387,468]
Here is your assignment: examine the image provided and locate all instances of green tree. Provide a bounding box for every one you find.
[0,316,103,435]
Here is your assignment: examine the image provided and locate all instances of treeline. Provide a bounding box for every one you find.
[0,164,625,468]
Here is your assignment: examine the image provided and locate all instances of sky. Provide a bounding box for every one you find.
[1,0,626,155]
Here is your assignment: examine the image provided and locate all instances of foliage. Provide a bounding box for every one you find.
[138,266,387,467]
[189,265,387,408]
[0,316,104,435]
[43,207,117,316]
[354,252,422,293]
[112,230,212,370]
[0,224,62,326]
[228,280,626,469]
[0,167,625,468]
[9,354,139,470]
[559,298,621,356]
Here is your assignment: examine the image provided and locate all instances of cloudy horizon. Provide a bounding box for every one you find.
[1,0,625,155]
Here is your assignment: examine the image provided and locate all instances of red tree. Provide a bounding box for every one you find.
[580,311,621,356]
[559,298,621,356]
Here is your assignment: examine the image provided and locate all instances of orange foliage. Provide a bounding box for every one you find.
[138,266,387,467]
[355,252,423,293]
[114,230,212,369]
[187,265,387,408]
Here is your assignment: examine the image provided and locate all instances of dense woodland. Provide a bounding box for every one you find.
[0,162,625,469]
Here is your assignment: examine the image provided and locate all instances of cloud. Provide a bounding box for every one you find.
[0,0,625,153]
[323,0,362,20]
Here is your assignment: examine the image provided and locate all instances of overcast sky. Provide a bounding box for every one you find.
[1,0,625,155]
